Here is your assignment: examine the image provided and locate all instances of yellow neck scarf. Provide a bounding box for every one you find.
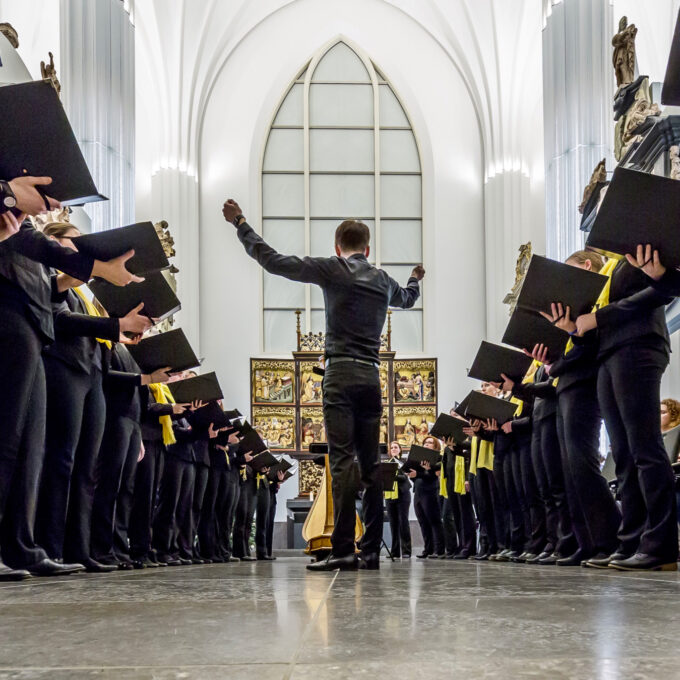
[470,438,479,476]
[72,286,112,349]
[453,455,466,495]
[510,396,524,417]
[477,440,494,471]
[384,460,399,500]
[148,383,176,446]
[439,450,448,498]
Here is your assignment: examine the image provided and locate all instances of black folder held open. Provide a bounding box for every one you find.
[502,307,569,362]
[127,328,199,373]
[168,372,223,405]
[429,413,469,443]
[468,341,533,384]
[463,391,518,425]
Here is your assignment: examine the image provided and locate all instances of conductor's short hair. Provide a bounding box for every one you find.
[335,220,370,252]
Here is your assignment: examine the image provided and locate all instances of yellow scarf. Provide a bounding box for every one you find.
[240,467,248,482]
[477,440,494,471]
[149,383,176,446]
[73,286,112,349]
[439,450,448,498]
[470,438,479,476]
[257,473,267,489]
[453,455,466,495]
[564,256,620,355]
[510,395,524,417]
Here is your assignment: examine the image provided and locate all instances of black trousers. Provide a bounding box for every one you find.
[152,455,195,558]
[323,362,383,557]
[36,358,106,562]
[556,381,620,556]
[191,464,209,557]
[128,439,164,559]
[450,490,476,554]
[267,488,277,556]
[386,491,412,557]
[598,345,678,561]
[414,485,444,555]
[472,467,503,552]
[112,425,142,560]
[197,466,222,558]
[255,478,271,557]
[495,450,525,552]
[218,468,240,557]
[0,307,49,569]
[439,493,458,555]
[233,475,256,558]
[513,435,546,554]
[91,414,141,561]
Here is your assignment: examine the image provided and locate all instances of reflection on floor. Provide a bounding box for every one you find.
[1,556,679,679]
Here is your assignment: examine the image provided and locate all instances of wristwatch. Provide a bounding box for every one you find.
[233,214,245,226]
[0,180,17,214]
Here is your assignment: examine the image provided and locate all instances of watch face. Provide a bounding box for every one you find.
[3,196,16,208]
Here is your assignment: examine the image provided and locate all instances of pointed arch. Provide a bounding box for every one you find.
[261,38,423,353]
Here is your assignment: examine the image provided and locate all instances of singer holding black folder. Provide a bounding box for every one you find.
[223,199,423,571]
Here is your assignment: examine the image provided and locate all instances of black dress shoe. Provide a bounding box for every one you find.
[228,556,241,563]
[202,558,213,564]
[402,553,411,559]
[94,555,121,567]
[131,558,149,569]
[522,553,539,563]
[525,553,541,564]
[211,555,225,563]
[445,553,456,560]
[157,554,181,566]
[428,553,445,560]
[474,553,490,561]
[0,561,31,581]
[26,558,84,576]
[581,552,623,569]
[609,553,678,572]
[538,552,558,565]
[416,552,430,559]
[192,558,205,565]
[535,551,552,561]
[177,557,192,566]
[453,551,470,560]
[358,553,380,570]
[257,554,275,561]
[241,556,257,562]
[83,559,118,573]
[510,551,527,563]
[557,550,589,567]
[306,554,358,572]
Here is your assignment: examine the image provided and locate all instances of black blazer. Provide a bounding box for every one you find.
[165,417,197,463]
[140,388,177,442]
[595,260,671,358]
[512,365,557,421]
[104,344,143,421]
[43,288,120,374]
[0,223,94,343]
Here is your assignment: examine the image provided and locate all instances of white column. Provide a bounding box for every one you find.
[59,0,135,231]
[542,0,615,262]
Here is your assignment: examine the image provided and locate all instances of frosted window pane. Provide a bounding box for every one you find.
[310,129,374,172]
[310,310,326,334]
[263,174,304,217]
[264,310,304,353]
[311,284,324,308]
[263,220,305,256]
[310,175,374,217]
[382,265,422,309]
[311,220,375,262]
[312,43,370,82]
[380,130,421,172]
[310,84,373,126]
[379,85,408,127]
[388,310,423,352]
[264,271,305,308]
[264,129,304,171]
[380,175,421,218]
[274,83,303,126]
[380,220,422,263]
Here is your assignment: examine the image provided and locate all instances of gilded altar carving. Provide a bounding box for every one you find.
[579,160,607,214]
[502,242,532,314]
[298,459,324,497]
[299,362,323,404]
[252,360,295,404]
[300,407,326,450]
[394,360,436,403]
[671,146,680,181]
[252,406,296,450]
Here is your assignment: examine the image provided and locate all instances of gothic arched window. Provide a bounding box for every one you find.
[262,40,423,353]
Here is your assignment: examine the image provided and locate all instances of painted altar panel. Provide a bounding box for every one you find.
[299,361,323,405]
[252,406,297,450]
[300,406,327,450]
[393,405,437,449]
[251,359,295,404]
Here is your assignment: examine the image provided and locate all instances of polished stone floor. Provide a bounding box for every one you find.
[1,556,680,679]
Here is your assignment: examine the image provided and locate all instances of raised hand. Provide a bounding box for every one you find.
[540,302,577,334]
[575,312,597,336]
[9,176,60,215]
[0,210,22,242]
[524,343,550,365]
[222,199,243,225]
[625,244,666,281]
[499,373,514,394]
[119,302,152,335]
[411,264,426,281]
[190,400,206,412]
[141,366,172,385]
[91,250,144,287]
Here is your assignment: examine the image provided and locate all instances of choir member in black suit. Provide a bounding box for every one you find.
[255,467,275,560]
[217,444,246,562]
[445,435,476,559]
[232,460,257,561]
[384,441,412,559]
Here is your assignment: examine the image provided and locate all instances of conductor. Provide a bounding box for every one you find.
[222,200,424,571]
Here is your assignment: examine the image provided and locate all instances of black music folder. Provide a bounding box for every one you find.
[429,413,468,443]
[249,450,279,472]
[73,222,169,275]
[405,444,440,467]
[189,401,232,431]
[309,443,329,455]
[0,80,105,205]
[502,307,569,362]
[168,372,223,405]
[464,391,518,425]
[662,9,680,105]
[237,428,268,456]
[89,271,180,322]
[380,461,399,487]
[453,393,473,419]
[468,341,533,384]
[127,328,199,373]
[516,255,607,318]
[586,167,680,268]
[267,458,293,481]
